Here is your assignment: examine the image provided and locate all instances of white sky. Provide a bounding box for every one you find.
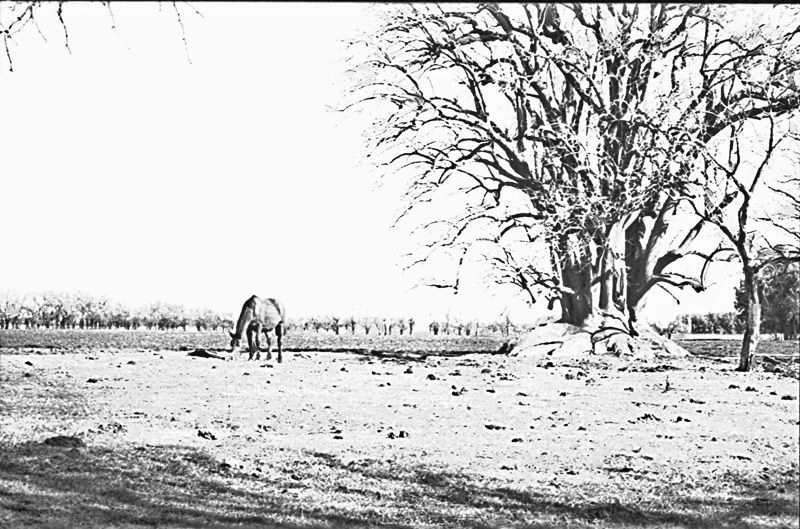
[0,2,741,324]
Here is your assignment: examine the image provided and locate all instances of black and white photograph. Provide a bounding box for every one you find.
[1,2,798,527]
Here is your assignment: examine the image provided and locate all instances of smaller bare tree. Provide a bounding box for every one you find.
[688,118,800,371]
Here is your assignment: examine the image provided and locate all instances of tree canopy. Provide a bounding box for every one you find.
[346,4,800,332]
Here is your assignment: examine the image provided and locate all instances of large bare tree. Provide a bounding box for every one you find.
[345,4,800,343]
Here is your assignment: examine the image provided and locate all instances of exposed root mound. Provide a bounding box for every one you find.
[509,322,593,360]
[509,318,690,362]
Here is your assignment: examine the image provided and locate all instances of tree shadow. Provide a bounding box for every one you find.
[0,441,797,528]
[186,346,503,364]
[0,442,408,528]
[305,450,799,529]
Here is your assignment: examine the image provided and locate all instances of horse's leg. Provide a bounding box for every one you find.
[246,327,256,361]
[253,329,261,361]
[262,330,272,361]
[276,322,283,363]
[253,323,263,360]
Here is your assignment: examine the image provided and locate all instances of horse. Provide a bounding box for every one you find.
[229,295,286,362]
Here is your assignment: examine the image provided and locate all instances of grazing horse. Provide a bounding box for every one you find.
[229,295,286,362]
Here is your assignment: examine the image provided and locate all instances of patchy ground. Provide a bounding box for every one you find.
[0,342,798,528]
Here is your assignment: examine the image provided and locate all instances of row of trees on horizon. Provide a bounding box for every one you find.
[0,291,517,336]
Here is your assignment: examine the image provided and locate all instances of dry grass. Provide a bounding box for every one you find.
[0,332,798,528]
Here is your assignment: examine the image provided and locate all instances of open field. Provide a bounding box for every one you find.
[677,338,799,362]
[1,328,797,358]
[0,329,506,357]
[1,330,798,528]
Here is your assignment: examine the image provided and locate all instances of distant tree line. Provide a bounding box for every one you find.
[659,263,799,340]
[659,313,742,337]
[0,292,233,331]
[426,315,518,337]
[0,291,519,336]
[735,262,799,341]
[287,315,518,337]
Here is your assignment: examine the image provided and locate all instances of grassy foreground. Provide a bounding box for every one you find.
[0,331,798,528]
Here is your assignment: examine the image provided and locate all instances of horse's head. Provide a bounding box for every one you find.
[229,332,241,350]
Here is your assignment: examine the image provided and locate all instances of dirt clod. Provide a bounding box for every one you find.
[198,430,217,440]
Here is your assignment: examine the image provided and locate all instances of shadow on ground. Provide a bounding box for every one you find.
[0,441,393,529]
[306,451,799,528]
[0,441,797,528]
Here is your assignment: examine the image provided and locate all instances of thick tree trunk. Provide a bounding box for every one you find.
[624,214,650,331]
[559,246,594,325]
[549,207,688,355]
[737,269,761,372]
